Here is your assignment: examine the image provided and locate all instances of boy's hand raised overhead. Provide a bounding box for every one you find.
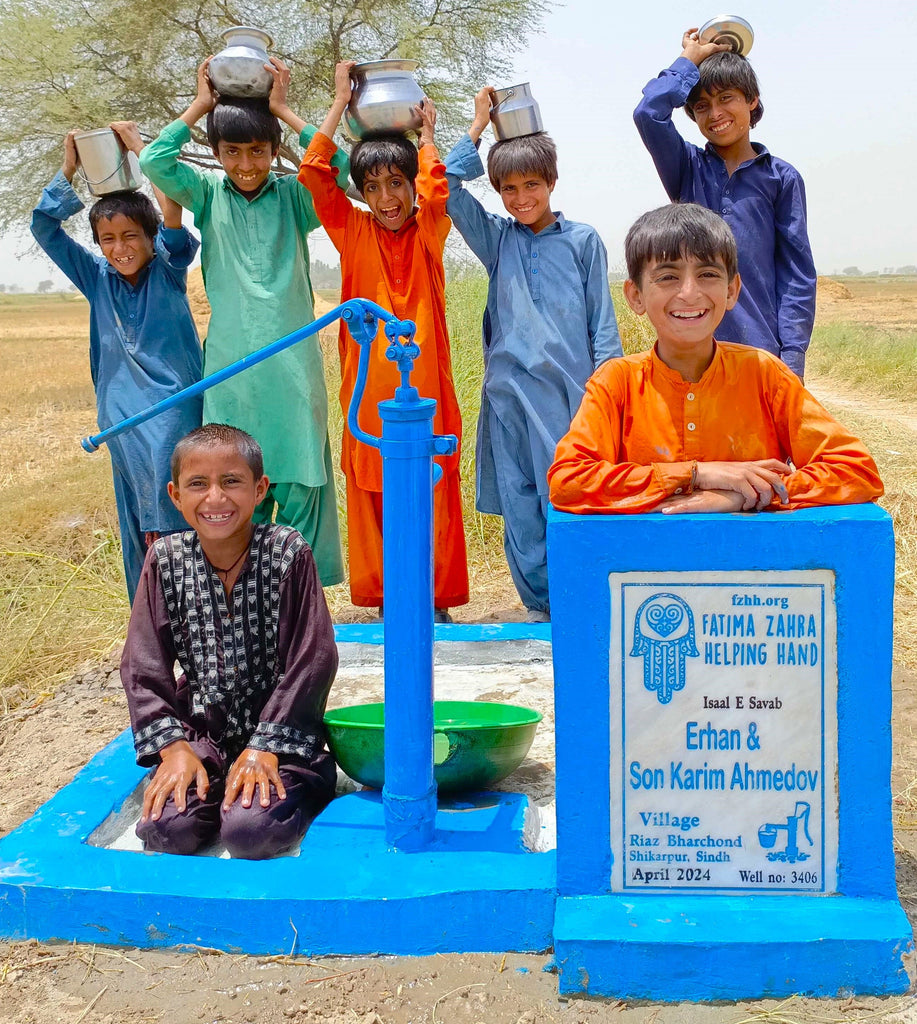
[141,740,210,822]
[317,60,356,140]
[223,748,287,810]
[62,130,80,182]
[179,57,218,128]
[417,97,436,147]
[468,86,495,144]
[333,59,355,105]
[109,120,144,155]
[265,56,306,133]
[680,27,732,67]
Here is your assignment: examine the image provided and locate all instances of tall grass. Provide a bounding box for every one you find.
[807,323,917,402]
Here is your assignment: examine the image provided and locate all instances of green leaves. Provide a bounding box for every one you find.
[1,0,549,232]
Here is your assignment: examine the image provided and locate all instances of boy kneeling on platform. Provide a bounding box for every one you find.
[121,424,338,859]
[548,203,882,514]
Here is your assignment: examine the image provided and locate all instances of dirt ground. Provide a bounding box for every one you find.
[2,652,917,1024]
[3,278,917,1021]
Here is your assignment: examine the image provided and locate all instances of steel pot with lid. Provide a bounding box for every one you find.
[344,59,425,139]
[73,129,144,196]
[208,26,274,99]
[490,83,543,141]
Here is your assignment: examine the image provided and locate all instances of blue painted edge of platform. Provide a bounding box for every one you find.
[334,622,551,645]
[0,622,556,956]
[554,893,914,999]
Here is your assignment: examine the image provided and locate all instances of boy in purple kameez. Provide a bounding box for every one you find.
[121,424,338,859]
[634,28,816,378]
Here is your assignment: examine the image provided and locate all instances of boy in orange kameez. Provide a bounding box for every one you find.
[299,61,468,619]
[549,204,882,514]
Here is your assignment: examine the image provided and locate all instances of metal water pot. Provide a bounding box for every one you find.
[344,59,425,139]
[490,83,543,141]
[698,15,754,56]
[73,129,144,196]
[208,26,274,99]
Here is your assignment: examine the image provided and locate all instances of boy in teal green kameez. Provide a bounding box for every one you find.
[141,57,346,585]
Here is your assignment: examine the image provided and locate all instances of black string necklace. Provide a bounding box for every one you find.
[210,544,248,583]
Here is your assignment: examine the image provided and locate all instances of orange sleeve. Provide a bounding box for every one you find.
[298,132,356,252]
[770,367,884,508]
[548,363,695,514]
[415,144,451,252]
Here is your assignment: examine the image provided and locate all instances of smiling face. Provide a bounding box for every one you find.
[214,139,276,194]
[362,165,415,232]
[624,255,740,364]
[498,172,556,233]
[168,444,269,553]
[690,86,758,151]
[96,214,155,285]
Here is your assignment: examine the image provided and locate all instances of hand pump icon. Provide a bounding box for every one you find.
[758,801,813,863]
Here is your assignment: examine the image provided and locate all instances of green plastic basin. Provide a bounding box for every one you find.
[324,700,542,794]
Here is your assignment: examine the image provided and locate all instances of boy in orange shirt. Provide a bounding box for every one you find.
[549,204,882,515]
[298,61,468,620]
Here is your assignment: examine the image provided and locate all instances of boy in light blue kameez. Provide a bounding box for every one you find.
[445,88,622,621]
[31,122,202,603]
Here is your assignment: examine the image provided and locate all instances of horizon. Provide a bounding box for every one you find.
[3,0,914,290]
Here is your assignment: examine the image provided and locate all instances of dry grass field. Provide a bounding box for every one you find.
[2,279,917,1022]
[1,277,916,709]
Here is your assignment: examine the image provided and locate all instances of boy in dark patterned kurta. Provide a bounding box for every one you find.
[121,424,338,859]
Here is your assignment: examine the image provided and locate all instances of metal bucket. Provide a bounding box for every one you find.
[344,58,425,139]
[490,82,543,141]
[73,129,144,196]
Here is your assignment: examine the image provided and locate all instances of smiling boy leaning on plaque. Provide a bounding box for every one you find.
[548,204,882,516]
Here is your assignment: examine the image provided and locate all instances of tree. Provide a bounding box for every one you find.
[0,0,549,232]
[841,267,862,277]
[310,258,341,289]
[36,279,53,293]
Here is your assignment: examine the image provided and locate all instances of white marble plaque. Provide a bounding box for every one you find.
[609,571,838,894]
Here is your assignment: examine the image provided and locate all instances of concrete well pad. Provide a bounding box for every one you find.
[0,624,557,956]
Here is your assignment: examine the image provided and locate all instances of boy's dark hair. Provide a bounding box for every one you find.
[487,131,557,191]
[350,133,418,193]
[206,98,282,152]
[625,203,738,285]
[89,190,160,243]
[685,52,764,127]
[171,423,264,484]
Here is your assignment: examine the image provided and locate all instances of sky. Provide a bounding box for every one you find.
[4,0,916,288]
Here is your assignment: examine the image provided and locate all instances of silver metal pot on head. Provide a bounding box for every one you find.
[73,129,144,196]
[490,83,543,141]
[698,15,754,56]
[208,26,274,99]
[345,59,425,139]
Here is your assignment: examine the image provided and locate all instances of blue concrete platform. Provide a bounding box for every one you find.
[548,504,914,999]
[554,894,913,999]
[0,625,555,955]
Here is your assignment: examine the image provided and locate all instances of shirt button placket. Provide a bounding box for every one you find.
[685,389,698,452]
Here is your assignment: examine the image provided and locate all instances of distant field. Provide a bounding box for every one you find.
[1,277,916,708]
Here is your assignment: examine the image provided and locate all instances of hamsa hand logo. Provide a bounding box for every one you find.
[631,593,699,704]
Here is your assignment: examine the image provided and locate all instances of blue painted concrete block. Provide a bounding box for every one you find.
[547,504,913,998]
[554,894,912,999]
[0,721,554,955]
